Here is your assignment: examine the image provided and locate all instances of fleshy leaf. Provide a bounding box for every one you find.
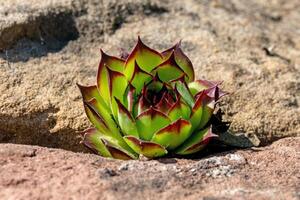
[168,97,191,121]
[175,126,217,155]
[107,67,128,118]
[97,50,125,104]
[173,76,195,108]
[189,79,227,99]
[189,92,204,132]
[77,84,110,112]
[151,118,192,150]
[124,37,163,80]
[161,41,195,82]
[130,61,153,93]
[84,100,137,158]
[85,98,118,134]
[102,139,136,160]
[137,91,151,116]
[81,128,112,157]
[194,88,217,130]
[84,102,110,134]
[124,136,167,158]
[115,98,139,137]
[154,92,173,114]
[100,49,125,72]
[151,51,186,82]
[124,83,136,113]
[146,73,164,92]
[136,107,171,141]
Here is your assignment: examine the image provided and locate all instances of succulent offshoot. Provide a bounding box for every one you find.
[78,37,227,160]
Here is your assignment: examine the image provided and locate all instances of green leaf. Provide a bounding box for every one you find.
[97,64,110,104]
[161,41,195,82]
[124,83,136,113]
[115,98,139,137]
[194,88,216,130]
[85,98,118,134]
[96,50,125,104]
[124,37,163,80]
[188,80,209,96]
[197,106,214,130]
[84,102,110,135]
[124,136,167,158]
[168,97,191,121]
[188,80,228,99]
[189,93,204,132]
[84,100,138,158]
[136,107,171,141]
[173,76,195,108]
[130,61,153,93]
[151,118,192,150]
[175,126,217,155]
[102,139,136,160]
[151,51,186,82]
[106,67,128,118]
[77,84,110,111]
[154,92,173,114]
[99,49,125,72]
[146,73,164,93]
[81,128,112,158]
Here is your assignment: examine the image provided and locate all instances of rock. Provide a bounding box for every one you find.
[0,137,299,199]
[0,0,299,152]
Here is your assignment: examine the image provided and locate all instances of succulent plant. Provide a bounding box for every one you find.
[77,37,226,160]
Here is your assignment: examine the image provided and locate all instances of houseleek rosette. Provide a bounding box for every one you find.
[77,37,226,160]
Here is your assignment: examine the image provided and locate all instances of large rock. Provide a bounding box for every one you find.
[0,0,299,151]
[0,137,299,199]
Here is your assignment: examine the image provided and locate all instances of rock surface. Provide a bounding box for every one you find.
[0,137,299,200]
[0,0,299,151]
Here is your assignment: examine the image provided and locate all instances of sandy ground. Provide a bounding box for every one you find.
[0,0,299,199]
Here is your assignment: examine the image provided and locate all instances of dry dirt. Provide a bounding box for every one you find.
[1,137,299,200]
[0,0,300,199]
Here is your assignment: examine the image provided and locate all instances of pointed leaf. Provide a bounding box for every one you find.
[85,98,118,134]
[100,49,125,72]
[102,139,136,160]
[151,51,186,82]
[151,118,192,150]
[173,76,195,108]
[194,88,216,130]
[168,98,191,121]
[146,73,164,93]
[97,64,110,104]
[189,92,204,132]
[188,79,228,99]
[84,102,110,134]
[81,128,112,157]
[161,41,195,82]
[124,37,163,80]
[175,126,217,155]
[96,50,125,104]
[130,61,153,93]
[115,98,139,137]
[107,67,128,117]
[124,136,167,158]
[84,100,137,158]
[136,107,171,141]
[124,83,136,113]
[77,84,110,111]
[154,92,173,114]
[137,92,151,116]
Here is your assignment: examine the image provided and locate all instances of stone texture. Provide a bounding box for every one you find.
[0,0,299,151]
[0,137,299,200]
